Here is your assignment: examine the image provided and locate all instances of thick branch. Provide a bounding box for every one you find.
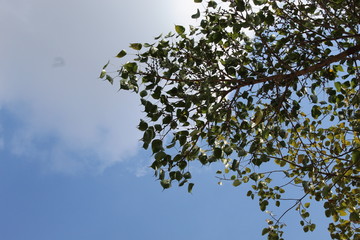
[144,44,360,89]
[234,43,360,87]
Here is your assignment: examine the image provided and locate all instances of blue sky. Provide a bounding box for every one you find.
[0,0,331,239]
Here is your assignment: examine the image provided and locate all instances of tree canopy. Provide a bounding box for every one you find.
[101,0,360,239]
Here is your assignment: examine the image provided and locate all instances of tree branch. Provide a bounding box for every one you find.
[142,44,360,91]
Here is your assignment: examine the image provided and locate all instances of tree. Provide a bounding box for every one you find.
[101,0,360,239]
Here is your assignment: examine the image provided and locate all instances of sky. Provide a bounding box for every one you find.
[0,0,331,239]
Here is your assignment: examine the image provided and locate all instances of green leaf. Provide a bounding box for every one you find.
[350,212,360,222]
[179,179,187,187]
[194,0,202,2]
[143,128,155,144]
[138,119,148,131]
[238,148,247,157]
[175,25,185,34]
[265,14,275,25]
[262,228,270,236]
[322,185,332,198]
[310,95,318,103]
[162,115,172,124]
[253,0,266,5]
[178,161,187,170]
[154,34,162,40]
[339,210,347,216]
[231,160,239,170]
[116,50,127,58]
[184,172,192,179]
[139,90,148,98]
[191,9,200,19]
[250,173,259,181]
[213,148,223,158]
[158,169,165,179]
[154,151,166,161]
[151,139,163,153]
[160,179,171,189]
[252,109,263,126]
[309,224,316,232]
[123,62,138,73]
[233,179,241,187]
[188,183,194,193]
[208,0,217,8]
[333,65,344,72]
[99,69,106,79]
[129,43,142,50]
[260,200,268,211]
[106,75,113,84]
[334,82,342,91]
[311,105,321,119]
[236,0,245,11]
[102,60,110,69]
[351,150,360,164]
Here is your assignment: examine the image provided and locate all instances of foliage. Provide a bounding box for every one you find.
[101,0,360,239]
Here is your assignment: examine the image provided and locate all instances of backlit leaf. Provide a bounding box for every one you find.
[130,43,142,50]
[175,25,185,34]
[116,50,127,58]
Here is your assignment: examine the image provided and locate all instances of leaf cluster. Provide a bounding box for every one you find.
[102,0,360,239]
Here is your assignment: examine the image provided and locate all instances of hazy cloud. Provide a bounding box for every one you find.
[0,0,198,174]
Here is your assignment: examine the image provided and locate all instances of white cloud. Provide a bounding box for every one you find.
[0,0,198,174]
